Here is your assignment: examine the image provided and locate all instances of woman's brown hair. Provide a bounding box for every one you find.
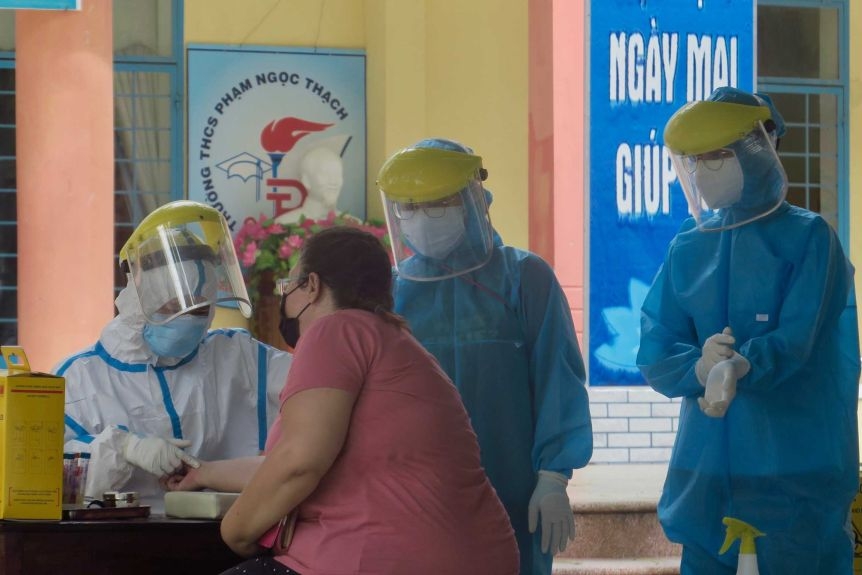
[299,226,408,329]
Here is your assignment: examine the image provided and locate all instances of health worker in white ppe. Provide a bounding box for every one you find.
[379,139,593,575]
[58,201,293,510]
[637,87,860,574]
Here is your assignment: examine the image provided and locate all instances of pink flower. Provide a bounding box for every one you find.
[286,234,304,249]
[245,221,266,241]
[241,241,258,267]
[233,210,389,281]
[265,222,285,235]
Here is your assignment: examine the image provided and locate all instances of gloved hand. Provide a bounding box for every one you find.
[122,433,201,476]
[697,353,751,418]
[695,327,736,385]
[527,470,575,555]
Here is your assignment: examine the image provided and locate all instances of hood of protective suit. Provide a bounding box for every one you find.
[702,134,787,230]
[696,88,788,230]
[99,281,155,364]
[100,277,213,366]
[483,188,504,248]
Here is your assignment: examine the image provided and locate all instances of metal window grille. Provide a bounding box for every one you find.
[113,63,181,291]
[758,0,850,247]
[0,62,16,346]
[0,0,183,341]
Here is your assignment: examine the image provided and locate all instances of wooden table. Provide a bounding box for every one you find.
[0,515,242,574]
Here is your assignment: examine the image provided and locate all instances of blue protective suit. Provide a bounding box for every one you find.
[637,202,860,574]
[394,228,593,575]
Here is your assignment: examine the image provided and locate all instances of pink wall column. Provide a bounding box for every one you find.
[16,2,114,371]
[528,0,555,264]
[528,0,585,337]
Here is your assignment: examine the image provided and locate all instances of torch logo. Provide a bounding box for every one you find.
[215,117,333,219]
[260,117,333,218]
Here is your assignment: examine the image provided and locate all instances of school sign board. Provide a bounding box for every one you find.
[187,45,367,234]
[588,0,754,385]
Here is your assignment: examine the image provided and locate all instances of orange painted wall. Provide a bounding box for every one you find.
[528,0,585,339]
[16,3,115,371]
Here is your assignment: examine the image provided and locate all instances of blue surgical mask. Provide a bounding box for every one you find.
[142,313,210,358]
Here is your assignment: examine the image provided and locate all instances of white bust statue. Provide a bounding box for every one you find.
[276,146,344,224]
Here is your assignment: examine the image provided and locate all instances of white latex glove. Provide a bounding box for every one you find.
[697,353,751,418]
[122,433,201,476]
[527,470,575,555]
[695,327,736,385]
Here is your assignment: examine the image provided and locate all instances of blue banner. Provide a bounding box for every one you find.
[187,45,367,234]
[588,0,753,385]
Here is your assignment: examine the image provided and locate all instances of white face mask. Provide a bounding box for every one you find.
[693,156,744,210]
[401,207,466,260]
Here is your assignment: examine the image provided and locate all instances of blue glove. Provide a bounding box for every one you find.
[527,470,575,555]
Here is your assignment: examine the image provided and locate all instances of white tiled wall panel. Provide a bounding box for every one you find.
[587,387,681,464]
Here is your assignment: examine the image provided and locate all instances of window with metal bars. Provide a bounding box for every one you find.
[0,0,183,343]
[757,0,849,246]
[0,63,16,347]
[113,0,183,293]
[113,62,181,292]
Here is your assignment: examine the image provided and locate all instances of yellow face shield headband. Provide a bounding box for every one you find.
[377,147,486,203]
[664,100,772,156]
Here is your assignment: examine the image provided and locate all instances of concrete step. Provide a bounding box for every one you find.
[560,464,681,561]
[552,557,680,575]
[561,499,680,559]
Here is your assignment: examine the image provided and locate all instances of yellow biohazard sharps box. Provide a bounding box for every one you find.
[852,467,862,573]
[0,346,65,519]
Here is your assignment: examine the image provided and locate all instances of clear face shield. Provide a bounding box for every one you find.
[123,216,252,325]
[382,175,494,281]
[671,121,787,231]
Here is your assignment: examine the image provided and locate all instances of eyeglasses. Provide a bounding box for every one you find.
[275,275,308,296]
[681,148,735,174]
[155,298,211,316]
[393,194,464,220]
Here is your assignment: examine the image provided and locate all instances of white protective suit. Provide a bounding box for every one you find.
[58,285,292,511]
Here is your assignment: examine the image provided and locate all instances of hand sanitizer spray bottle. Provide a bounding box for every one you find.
[719,516,765,575]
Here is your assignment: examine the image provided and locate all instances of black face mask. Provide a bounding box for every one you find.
[279,294,310,349]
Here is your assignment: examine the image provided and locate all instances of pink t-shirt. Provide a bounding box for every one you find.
[264,309,519,575]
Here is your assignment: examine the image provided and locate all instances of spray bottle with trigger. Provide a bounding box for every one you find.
[719,516,765,575]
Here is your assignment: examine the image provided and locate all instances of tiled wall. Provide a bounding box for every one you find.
[587,387,681,463]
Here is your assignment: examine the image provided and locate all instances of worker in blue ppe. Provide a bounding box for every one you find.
[378,139,593,575]
[58,201,292,511]
[638,87,860,574]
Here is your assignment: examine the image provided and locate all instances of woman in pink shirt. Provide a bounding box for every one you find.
[164,226,519,575]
